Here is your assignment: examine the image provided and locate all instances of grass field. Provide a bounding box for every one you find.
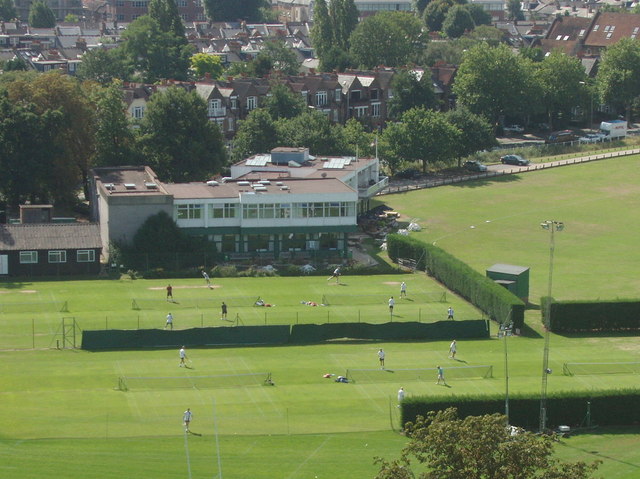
[3,156,640,477]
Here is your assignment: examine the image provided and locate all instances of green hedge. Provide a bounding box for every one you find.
[401,389,640,430]
[542,298,640,332]
[387,234,525,329]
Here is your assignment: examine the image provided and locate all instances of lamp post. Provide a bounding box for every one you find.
[539,220,564,433]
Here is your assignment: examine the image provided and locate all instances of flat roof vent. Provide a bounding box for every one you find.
[258,180,271,185]
[276,181,284,186]
[254,186,268,192]
[280,185,290,190]
[105,183,115,191]
[237,180,251,186]
[124,183,136,190]
[145,182,158,189]
[221,176,233,183]
[206,180,219,186]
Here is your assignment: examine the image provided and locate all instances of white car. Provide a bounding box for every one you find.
[579,134,604,144]
[504,124,524,133]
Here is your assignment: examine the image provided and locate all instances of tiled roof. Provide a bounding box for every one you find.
[0,223,102,251]
[584,12,640,47]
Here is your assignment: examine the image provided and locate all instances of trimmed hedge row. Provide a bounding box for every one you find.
[387,234,525,329]
[542,297,640,332]
[401,389,640,430]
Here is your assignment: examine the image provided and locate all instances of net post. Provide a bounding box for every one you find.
[132,299,139,310]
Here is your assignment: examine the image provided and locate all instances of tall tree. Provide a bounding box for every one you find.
[443,4,475,39]
[464,3,492,26]
[203,0,264,22]
[596,37,640,122]
[350,11,425,69]
[330,0,359,51]
[424,0,464,33]
[343,118,376,157]
[121,15,194,82]
[535,50,586,130]
[453,43,534,127]
[28,0,55,28]
[92,81,140,168]
[77,48,133,84]
[445,106,496,165]
[388,68,438,120]
[381,107,460,173]
[5,71,97,204]
[375,408,601,479]
[506,0,525,22]
[0,93,61,206]
[0,0,16,21]
[148,0,185,38]
[190,53,224,80]
[253,40,300,76]
[139,86,226,182]
[231,108,279,162]
[276,109,346,155]
[262,81,305,120]
[311,0,333,60]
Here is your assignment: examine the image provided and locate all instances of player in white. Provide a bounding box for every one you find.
[400,282,407,298]
[165,312,174,330]
[388,296,395,315]
[183,408,192,432]
[378,348,385,369]
[397,387,405,407]
[202,271,211,288]
[179,345,187,367]
[449,339,457,359]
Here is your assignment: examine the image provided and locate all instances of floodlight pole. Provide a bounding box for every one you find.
[503,311,512,425]
[539,220,564,433]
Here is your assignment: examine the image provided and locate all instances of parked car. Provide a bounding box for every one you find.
[500,154,530,166]
[463,160,488,172]
[503,124,524,133]
[579,133,604,144]
[546,130,579,144]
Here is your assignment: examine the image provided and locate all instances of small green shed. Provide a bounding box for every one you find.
[486,263,530,303]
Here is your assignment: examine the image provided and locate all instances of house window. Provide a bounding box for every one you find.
[230,97,238,109]
[177,0,186,5]
[176,204,203,220]
[77,250,95,263]
[370,89,379,100]
[48,250,67,263]
[593,24,599,31]
[116,0,124,5]
[350,90,361,101]
[210,203,237,218]
[196,12,207,21]
[372,102,381,117]
[19,251,38,264]
[354,105,368,118]
[228,117,234,131]
[332,109,339,122]
[243,204,258,219]
[335,88,341,101]
[132,106,144,119]
[246,96,257,110]
[606,32,613,39]
[221,234,235,252]
[247,234,270,251]
[315,90,327,106]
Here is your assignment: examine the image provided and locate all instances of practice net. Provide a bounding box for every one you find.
[563,362,640,376]
[322,291,446,306]
[0,300,68,314]
[345,365,492,384]
[118,372,273,391]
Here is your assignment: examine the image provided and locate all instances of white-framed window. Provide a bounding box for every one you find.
[132,106,145,119]
[19,251,38,264]
[77,250,95,263]
[230,96,238,109]
[354,105,368,118]
[177,204,203,220]
[228,117,234,131]
[210,203,237,218]
[335,88,342,101]
[315,90,327,106]
[48,250,67,263]
[372,102,381,117]
[246,96,257,110]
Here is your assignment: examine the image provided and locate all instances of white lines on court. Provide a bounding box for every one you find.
[285,435,331,479]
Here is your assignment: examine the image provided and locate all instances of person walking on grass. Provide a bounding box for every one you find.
[400,281,407,298]
[449,340,457,359]
[389,296,395,315]
[166,284,173,301]
[436,365,446,385]
[447,306,454,320]
[183,408,192,432]
[378,348,385,369]
[397,387,405,407]
[221,301,227,320]
[165,312,174,330]
[179,345,187,367]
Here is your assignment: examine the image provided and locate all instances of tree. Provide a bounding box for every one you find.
[453,43,535,127]
[330,0,359,51]
[375,408,601,479]
[77,48,133,84]
[190,53,224,80]
[203,0,264,22]
[92,81,140,168]
[445,106,496,165]
[535,50,586,130]
[231,108,279,162]
[262,81,305,120]
[388,68,438,120]
[3,56,28,71]
[381,108,461,173]
[0,93,61,207]
[148,0,185,38]
[276,109,346,155]
[462,25,504,46]
[253,40,299,76]
[312,0,358,70]
[415,0,430,15]
[5,71,97,204]
[343,118,376,157]
[506,0,524,22]
[139,86,226,182]
[28,0,55,28]
[64,13,79,22]
[350,11,425,68]
[424,0,464,33]
[0,0,16,21]
[311,0,333,60]
[443,5,475,39]
[596,37,640,122]
[122,16,194,82]
[464,3,492,26]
